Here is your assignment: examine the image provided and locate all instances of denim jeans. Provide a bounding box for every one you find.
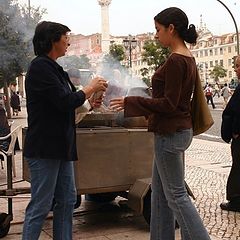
[22,157,76,240]
[150,129,210,240]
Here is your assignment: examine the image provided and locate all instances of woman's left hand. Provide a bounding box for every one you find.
[109,97,125,112]
[89,95,104,109]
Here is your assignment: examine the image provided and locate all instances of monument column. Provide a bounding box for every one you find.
[97,0,112,53]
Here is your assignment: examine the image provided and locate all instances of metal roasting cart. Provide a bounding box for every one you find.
[0,112,194,238]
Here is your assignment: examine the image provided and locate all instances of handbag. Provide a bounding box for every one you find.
[191,71,214,136]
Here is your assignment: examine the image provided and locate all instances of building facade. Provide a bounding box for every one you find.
[190,23,239,86]
[67,23,239,85]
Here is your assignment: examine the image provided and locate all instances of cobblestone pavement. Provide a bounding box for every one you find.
[0,106,239,239]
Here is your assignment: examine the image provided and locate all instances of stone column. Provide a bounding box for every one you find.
[97,0,112,53]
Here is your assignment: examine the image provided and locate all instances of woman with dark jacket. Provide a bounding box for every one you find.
[220,55,240,212]
[22,21,107,240]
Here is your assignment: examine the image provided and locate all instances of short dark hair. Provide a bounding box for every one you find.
[33,21,71,56]
[154,7,198,45]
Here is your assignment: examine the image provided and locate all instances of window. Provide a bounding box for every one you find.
[210,49,213,56]
[210,61,213,67]
[220,60,223,66]
[229,71,232,78]
[215,48,218,55]
[228,59,232,66]
[220,48,223,55]
[205,50,208,56]
[215,60,218,65]
[228,47,232,53]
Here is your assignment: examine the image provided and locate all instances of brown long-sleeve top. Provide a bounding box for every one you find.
[124,53,197,135]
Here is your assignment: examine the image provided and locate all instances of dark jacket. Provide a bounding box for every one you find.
[124,53,196,134]
[0,106,10,151]
[23,55,86,161]
[221,83,240,142]
[10,92,20,110]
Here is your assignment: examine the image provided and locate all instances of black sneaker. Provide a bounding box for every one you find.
[220,202,240,212]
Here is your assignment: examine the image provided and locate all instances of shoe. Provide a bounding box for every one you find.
[220,202,240,212]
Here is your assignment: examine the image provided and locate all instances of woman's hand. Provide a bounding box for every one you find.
[109,97,125,112]
[82,77,108,98]
[89,95,104,109]
[89,77,108,92]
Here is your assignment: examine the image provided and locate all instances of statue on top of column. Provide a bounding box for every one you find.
[98,0,112,7]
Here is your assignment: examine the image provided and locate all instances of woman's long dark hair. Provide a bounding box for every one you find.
[154,7,198,45]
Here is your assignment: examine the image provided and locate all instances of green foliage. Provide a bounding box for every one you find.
[209,65,227,83]
[109,43,125,62]
[57,54,91,70]
[141,40,170,70]
[0,0,45,87]
[140,40,170,85]
[101,44,126,71]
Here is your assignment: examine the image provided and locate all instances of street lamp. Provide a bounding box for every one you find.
[216,0,239,55]
[123,36,137,68]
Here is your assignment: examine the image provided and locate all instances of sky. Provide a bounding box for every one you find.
[16,0,240,36]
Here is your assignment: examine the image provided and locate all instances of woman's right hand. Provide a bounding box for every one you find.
[109,97,125,112]
[82,77,108,98]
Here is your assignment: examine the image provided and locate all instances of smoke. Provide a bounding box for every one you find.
[0,1,36,73]
[95,55,151,106]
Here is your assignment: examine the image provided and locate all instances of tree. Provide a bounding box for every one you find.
[57,54,91,70]
[209,65,227,83]
[109,43,125,62]
[140,40,170,86]
[100,44,126,74]
[79,54,91,69]
[0,0,45,117]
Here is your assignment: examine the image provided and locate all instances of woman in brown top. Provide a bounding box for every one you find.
[110,7,210,240]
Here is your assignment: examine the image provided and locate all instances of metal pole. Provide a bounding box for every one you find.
[129,42,132,68]
[216,0,239,55]
[28,0,31,18]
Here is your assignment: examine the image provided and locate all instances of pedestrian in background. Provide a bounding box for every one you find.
[22,21,107,240]
[204,84,216,109]
[213,83,220,98]
[221,83,232,109]
[110,7,210,240]
[0,104,10,152]
[220,55,240,212]
[10,91,20,116]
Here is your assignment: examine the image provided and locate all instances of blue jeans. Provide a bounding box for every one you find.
[150,129,210,240]
[22,157,76,240]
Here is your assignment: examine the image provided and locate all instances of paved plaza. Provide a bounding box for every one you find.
[0,105,239,240]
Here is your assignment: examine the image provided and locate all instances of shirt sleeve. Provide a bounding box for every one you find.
[75,100,92,124]
[124,57,184,117]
